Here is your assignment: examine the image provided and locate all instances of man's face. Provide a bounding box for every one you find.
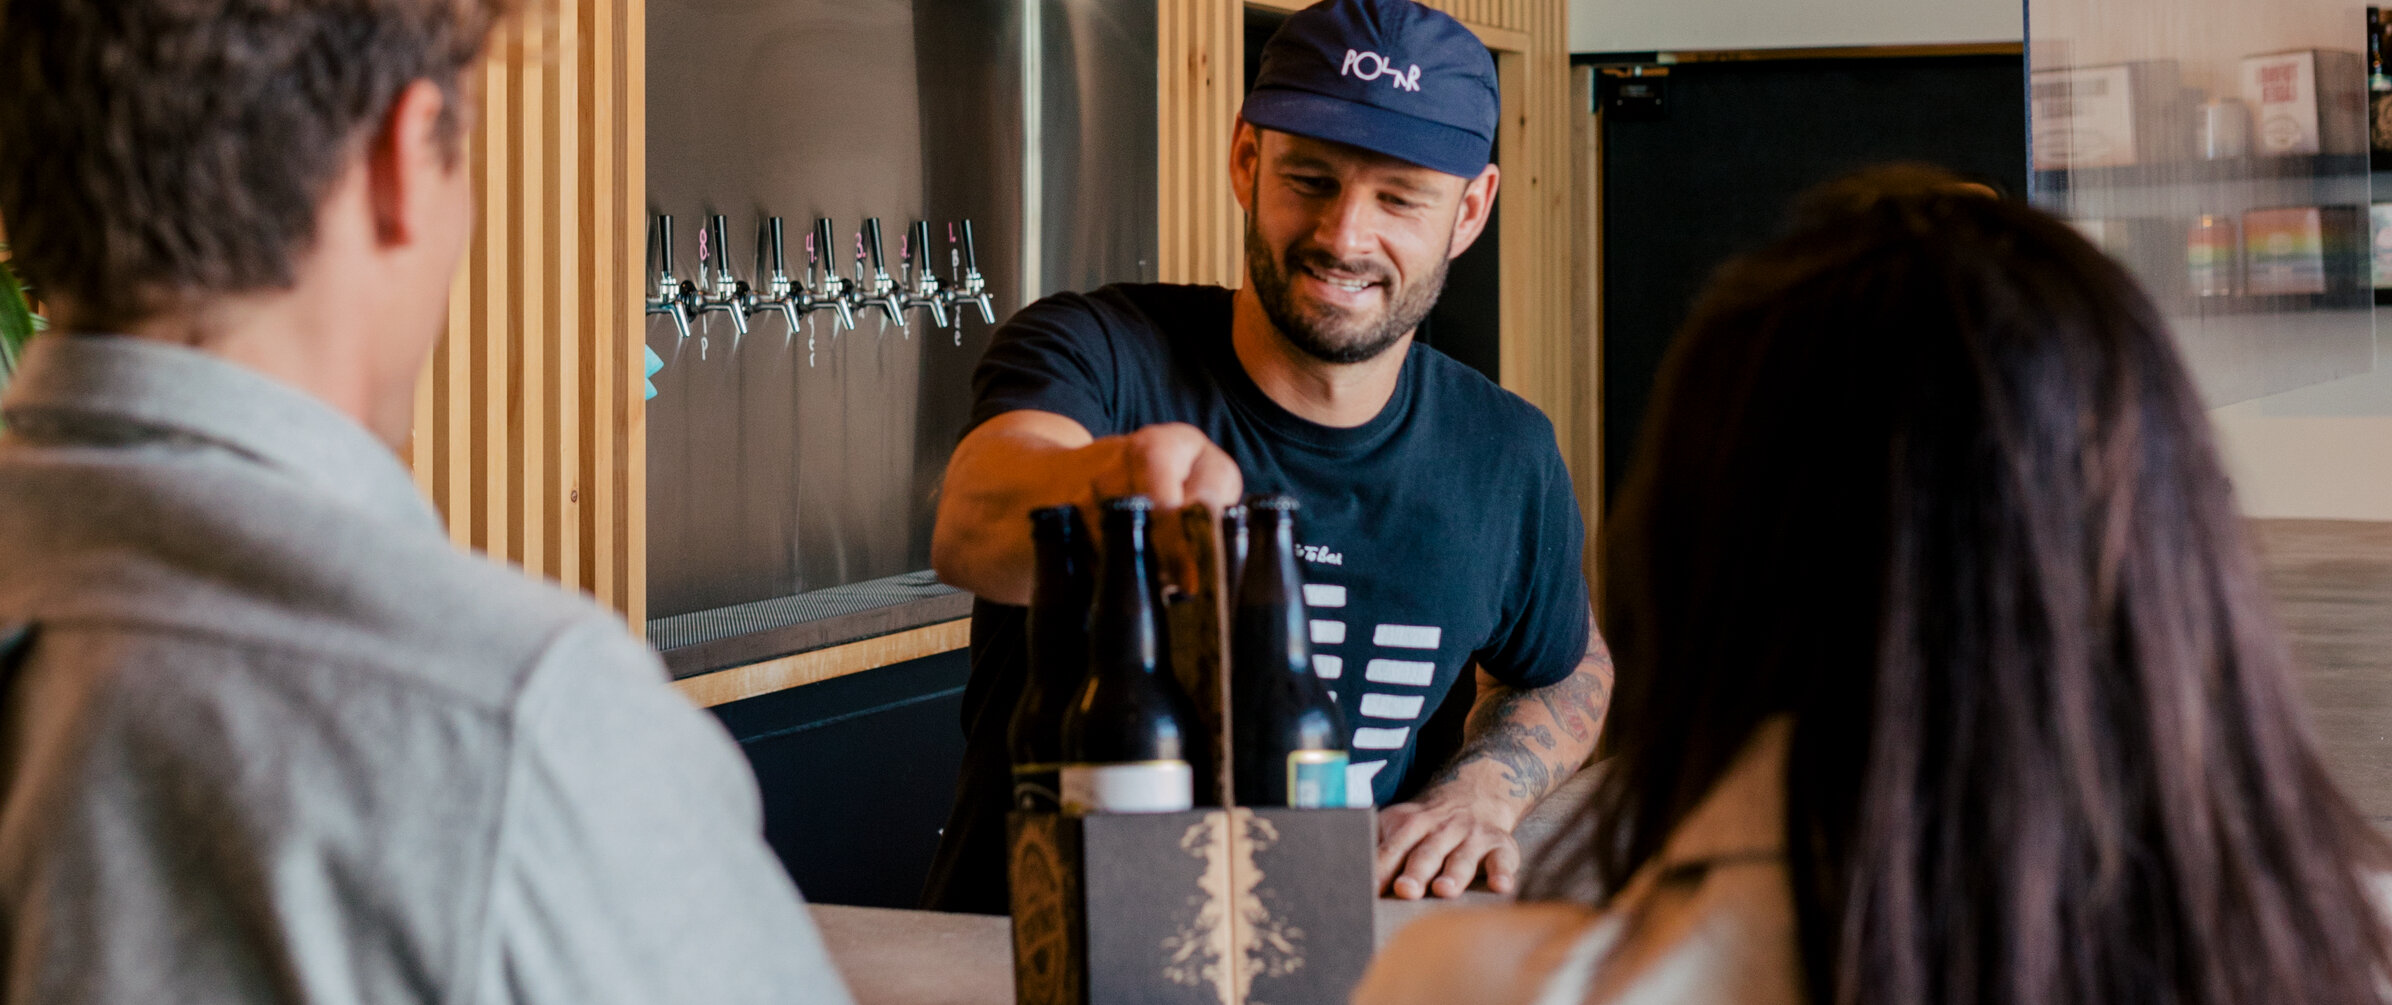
[1234,127,1486,365]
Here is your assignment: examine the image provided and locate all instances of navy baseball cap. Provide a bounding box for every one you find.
[1240,0,1500,180]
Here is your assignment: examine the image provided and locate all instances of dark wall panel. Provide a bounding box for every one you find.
[1599,55,2028,500]
[712,651,971,908]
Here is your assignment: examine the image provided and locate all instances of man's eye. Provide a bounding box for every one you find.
[1287,175,1333,195]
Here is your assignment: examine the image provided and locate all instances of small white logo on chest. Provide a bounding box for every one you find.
[1341,49,1422,92]
[1297,543,1345,566]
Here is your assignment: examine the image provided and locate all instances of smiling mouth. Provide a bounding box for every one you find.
[1301,265,1380,295]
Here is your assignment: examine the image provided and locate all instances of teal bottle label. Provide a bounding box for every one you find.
[1287,751,1349,809]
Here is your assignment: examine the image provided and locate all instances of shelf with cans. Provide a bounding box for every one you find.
[642,212,997,366]
[2030,46,2381,315]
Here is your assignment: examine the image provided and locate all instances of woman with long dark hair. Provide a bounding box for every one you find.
[1355,166,2392,1005]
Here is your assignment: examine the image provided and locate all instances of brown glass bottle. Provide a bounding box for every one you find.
[1007,505,1093,813]
[1230,495,1351,808]
[1058,496,1201,814]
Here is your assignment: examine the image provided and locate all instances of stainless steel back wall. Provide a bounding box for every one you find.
[646,0,1156,621]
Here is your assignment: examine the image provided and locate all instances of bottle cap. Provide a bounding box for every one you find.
[1099,495,1155,513]
[1030,504,1080,534]
[1244,493,1301,513]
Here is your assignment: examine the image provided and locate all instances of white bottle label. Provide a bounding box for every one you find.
[1059,761,1194,814]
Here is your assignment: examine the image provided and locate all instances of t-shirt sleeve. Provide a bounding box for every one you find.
[1473,440,1592,691]
[966,291,1122,438]
[477,620,856,1005]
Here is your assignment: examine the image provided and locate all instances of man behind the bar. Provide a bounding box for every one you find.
[0,2,851,1002]
[925,0,1613,913]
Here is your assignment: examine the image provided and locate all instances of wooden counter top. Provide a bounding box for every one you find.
[815,892,1509,1005]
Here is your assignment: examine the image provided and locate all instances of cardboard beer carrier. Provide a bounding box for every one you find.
[1007,504,1376,1005]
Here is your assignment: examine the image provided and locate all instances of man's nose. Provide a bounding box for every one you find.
[1308,191,1378,266]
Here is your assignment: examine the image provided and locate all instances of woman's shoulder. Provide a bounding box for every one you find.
[1352,902,1605,1005]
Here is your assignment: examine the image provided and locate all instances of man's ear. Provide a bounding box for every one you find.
[1446,163,1501,260]
[366,80,455,247]
[1230,120,1262,214]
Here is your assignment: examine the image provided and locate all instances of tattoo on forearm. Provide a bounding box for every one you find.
[1427,629,1617,803]
[1431,697,1556,800]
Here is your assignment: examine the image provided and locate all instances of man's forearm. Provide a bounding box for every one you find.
[930,413,1099,605]
[1423,623,1614,824]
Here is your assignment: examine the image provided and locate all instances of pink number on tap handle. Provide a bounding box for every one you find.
[696,225,710,265]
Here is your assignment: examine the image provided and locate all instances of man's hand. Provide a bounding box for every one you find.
[1374,617,1613,899]
[932,412,1242,605]
[1375,781,1525,899]
[1084,423,1243,516]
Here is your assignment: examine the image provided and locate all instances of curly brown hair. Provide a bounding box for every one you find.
[0,0,511,330]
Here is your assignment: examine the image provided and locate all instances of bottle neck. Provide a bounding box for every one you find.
[1237,508,1311,676]
[1240,509,1303,607]
[1029,517,1081,611]
[1091,509,1162,674]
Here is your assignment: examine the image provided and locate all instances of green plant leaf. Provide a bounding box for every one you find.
[0,248,36,397]
[0,248,34,384]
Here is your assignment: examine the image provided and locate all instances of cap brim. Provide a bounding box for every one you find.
[1239,88,1491,180]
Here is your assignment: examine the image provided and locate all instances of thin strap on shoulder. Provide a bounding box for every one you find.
[1527,912,1623,1005]
[0,622,29,679]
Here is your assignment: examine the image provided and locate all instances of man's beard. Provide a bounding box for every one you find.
[1245,216,1450,366]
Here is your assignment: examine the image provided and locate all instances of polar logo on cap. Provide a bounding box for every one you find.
[1341,49,1422,92]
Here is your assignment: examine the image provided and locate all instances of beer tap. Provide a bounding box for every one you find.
[803,217,857,335]
[845,217,908,331]
[691,213,751,348]
[898,220,952,330]
[643,214,696,341]
[746,216,806,333]
[937,218,998,334]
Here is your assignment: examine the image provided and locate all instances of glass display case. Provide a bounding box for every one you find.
[2028,2,2379,407]
[2028,0,2392,527]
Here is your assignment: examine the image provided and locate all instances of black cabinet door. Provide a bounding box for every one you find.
[1598,54,2029,499]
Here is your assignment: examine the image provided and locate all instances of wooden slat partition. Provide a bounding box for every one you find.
[1158,0,1248,288]
[1158,0,1595,531]
[411,0,648,626]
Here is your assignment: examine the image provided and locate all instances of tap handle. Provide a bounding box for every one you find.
[960,218,981,274]
[709,215,734,283]
[653,214,675,278]
[767,217,787,276]
[814,218,836,273]
[909,221,932,275]
[864,218,889,276]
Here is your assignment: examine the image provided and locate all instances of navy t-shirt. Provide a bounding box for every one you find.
[923,283,1589,912]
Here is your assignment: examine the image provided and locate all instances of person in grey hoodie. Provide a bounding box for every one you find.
[0,2,856,1002]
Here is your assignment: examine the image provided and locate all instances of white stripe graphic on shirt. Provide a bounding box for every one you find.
[1373,624,1442,649]
[1360,693,1426,720]
[1312,654,1344,679]
[1347,761,1385,807]
[1302,584,1348,609]
[1310,620,1347,645]
[1353,726,1411,750]
[1364,659,1436,686]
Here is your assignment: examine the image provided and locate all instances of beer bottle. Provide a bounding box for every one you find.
[1230,495,1351,808]
[1008,504,1093,812]
[1059,496,1200,814]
